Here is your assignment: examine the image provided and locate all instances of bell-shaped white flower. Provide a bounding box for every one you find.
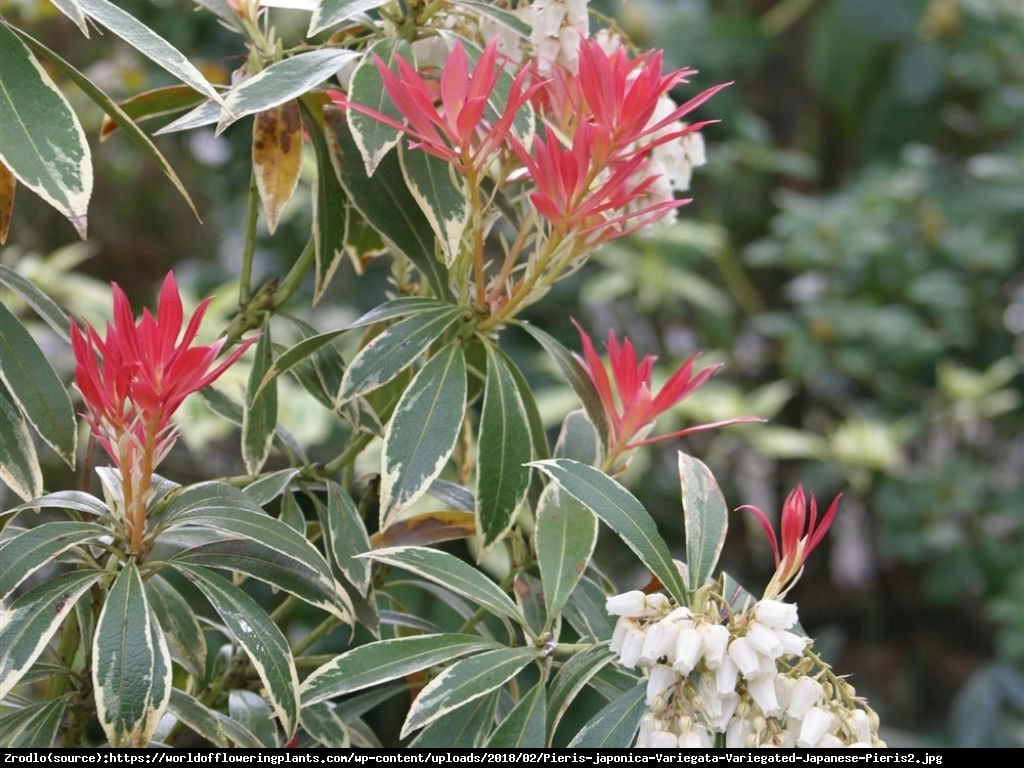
[678,726,713,748]
[650,730,679,748]
[609,617,630,653]
[787,677,823,720]
[673,627,703,675]
[641,618,679,665]
[605,590,647,617]
[715,655,739,694]
[699,623,730,669]
[776,628,809,657]
[726,716,753,748]
[746,621,784,659]
[728,636,761,678]
[646,665,678,708]
[618,627,646,669]
[747,675,781,716]
[755,599,799,630]
[797,707,836,747]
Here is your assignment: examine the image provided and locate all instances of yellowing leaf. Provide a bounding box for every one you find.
[252,101,303,234]
[369,510,477,549]
[0,160,14,244]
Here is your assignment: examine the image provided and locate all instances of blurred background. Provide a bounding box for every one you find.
[2,0,1023,746]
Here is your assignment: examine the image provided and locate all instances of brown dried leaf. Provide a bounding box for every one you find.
[369,510,477,549]
[0,161,15,245]
[252,100,303,234]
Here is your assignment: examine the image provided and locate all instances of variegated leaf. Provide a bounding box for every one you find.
[0,381,42,501]
[176,565,299,738]
[167,689,262,748]
[0,521,107,602]
[92,563,172,748]
[0,160,14,244]
[301,633,496,705]
[398,144,469,267]
[345,38,409,174]
[534,485,598,622]
[308,0,391,36]
[380,343,466,521]
[0,571,103,701]
[0,22,91,238]
[401,647,535,738]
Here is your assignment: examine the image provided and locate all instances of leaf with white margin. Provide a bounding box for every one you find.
[380,343,466,521]
[0,570,103,701]
[401,647,535,738]
[92,562,172,748]
[300,633,497,705]
[360,546,521,623]
[77,0,221,102]
[176,565,299,738]
[217,50,358,132]
[0,22,92,238]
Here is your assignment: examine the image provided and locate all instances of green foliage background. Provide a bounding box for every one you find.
[2,0,1023,746]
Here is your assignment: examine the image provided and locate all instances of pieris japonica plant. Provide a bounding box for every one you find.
[0,0,882,749]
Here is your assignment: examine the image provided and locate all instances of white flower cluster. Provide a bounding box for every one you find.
[606,590,885,748]
[520,0,590,73]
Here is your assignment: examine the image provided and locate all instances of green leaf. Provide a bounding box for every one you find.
[76,0,221,102]
[4,490,110,521]
[451,1,531,36]
[0,320,76,473]
[337,306,461,404]
[12,28,200,220]
[567,682,645,747]
[0,22,91,238]
[409,691,498,748]
[99,85,206,140]
[300,103,348,304]
[243,320,278,475]
[554,409,601,465]
[92,563,172,748]
[278,491,307,533]
[547,644,617,739]
[154,99,221,135]
[309,0,391,36]
[0,264,71,343]
[144,574,208,681]
[230,689,279,747]
[243,468,300,507]
[284,317,347,409]
[322,481,372,595]
[517,322,609,448]
[345,38,409,174]
[361,546,521,623]
[531,459,688,606]
[0,381,42,501]
[300,702,350,748]
[476,345,532,547]
[50,0,89,36]
[535,485,598,621]
[399,145,469,266]
[176,565,299,738]
[300,633,498,705]
[0,698,68,748]
[167,689,262,749]
[346,298,451,330]
[488,681,546,747]
[219,50,358,132]
[401,647,535,738]
[323,105,449,298]
[0,521,107,602]
[679,451,729,592]
[253,330,346,403]
[380,343,467,519]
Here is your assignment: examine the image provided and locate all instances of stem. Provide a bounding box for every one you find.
[292,616,341,656]
[240,171,260,305]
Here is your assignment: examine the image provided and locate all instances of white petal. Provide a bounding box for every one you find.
[641,619,679,665]
[788,677,823,719]
[715,656,739,694]
[776,628,809,657]
[747,675,781,716]
[650,730,678,748]
[747,621,784,659]
[618,628,646,669]
[646,665,678,707]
